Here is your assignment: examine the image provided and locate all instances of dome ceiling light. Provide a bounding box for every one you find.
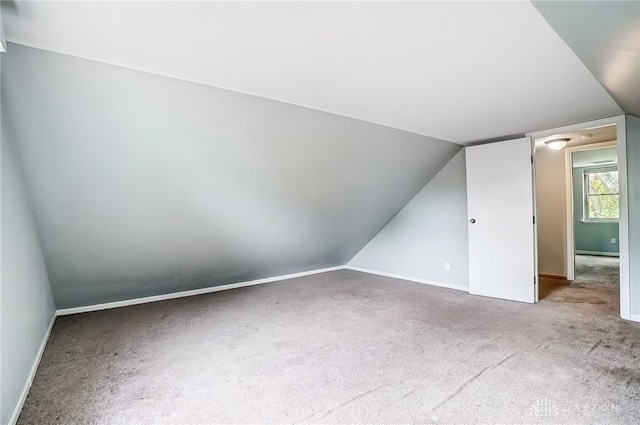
[545,138,571,151]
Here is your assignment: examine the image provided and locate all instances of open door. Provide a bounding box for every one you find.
[466,137,536,303]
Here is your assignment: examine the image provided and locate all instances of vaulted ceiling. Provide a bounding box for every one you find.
[2,1,628,144]
[533,1,640,117]
[2,1,638,309]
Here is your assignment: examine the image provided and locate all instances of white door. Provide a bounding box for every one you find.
[466,137,536,303]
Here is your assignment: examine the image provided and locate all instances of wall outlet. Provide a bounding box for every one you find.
[445,262,451,271]
[611,238,617,244]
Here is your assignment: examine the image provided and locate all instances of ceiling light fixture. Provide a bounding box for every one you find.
[545,138,570,151]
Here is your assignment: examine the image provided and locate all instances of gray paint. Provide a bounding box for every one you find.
[572,167,619,254]
[349,149,469,288]
[1,43,460,309]
[1,55,56,424]
[572,146,617,168]
[626,115,640,316]
[533,1,640,116]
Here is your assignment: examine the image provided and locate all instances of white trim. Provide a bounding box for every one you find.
[345,266,468,292]
[526,116,623,140]
[575,250,620,257]
[532,139,540,302]
[616,116,630,320]
[56,265,472,316]
[8,315,56,425]
[56,266,345,315]
[629,315,640,323]
[581,219,619,224]
[527,115,631,321]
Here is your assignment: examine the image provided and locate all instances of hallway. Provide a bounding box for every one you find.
[539,255,619,313]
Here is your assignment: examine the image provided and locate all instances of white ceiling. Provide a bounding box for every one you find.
[2,1,623,144]
[535,124,617,148]
[534,123,618,167]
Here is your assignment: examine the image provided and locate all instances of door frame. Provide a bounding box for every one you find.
[564,140,618,280]
[527,115,630,320]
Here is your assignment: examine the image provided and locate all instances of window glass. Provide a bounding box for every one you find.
[584,168,619,220]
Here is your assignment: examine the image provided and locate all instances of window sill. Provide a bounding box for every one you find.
[580,219,619,224]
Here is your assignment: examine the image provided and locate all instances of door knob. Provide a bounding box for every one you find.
[470,219,476,223]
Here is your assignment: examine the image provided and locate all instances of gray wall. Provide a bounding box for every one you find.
[626,115,640,317]
[2,43,460,309]
[1,56,56,425]
[349,149,469,288]
[572,167,619,254]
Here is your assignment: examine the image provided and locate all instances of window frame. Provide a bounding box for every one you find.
[582,165,619,223]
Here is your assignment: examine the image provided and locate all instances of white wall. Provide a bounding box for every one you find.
[349,149,469,288]
[1,54,56,424]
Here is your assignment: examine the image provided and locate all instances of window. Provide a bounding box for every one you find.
[583,166,619,221]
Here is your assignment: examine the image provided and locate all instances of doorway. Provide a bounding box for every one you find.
[463,115,631,320]
[532,121,624,315]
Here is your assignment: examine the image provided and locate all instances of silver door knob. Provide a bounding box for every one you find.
[470,219,476,223]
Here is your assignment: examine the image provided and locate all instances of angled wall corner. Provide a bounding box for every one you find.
[532,0,640,116]
[1,43,460,309]
[1,55,57,424]
[349,149,469,289]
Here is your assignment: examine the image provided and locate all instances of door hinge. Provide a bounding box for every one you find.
[531,155,533,164]
[533,216,536,224]
[534,276,537,285]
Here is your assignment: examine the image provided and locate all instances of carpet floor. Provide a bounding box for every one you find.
[18,268,639,424]
[539,255,619,303]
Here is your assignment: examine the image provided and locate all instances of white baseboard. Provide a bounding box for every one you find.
[8,315,56,425]
[56,266,346,316]
[345,266,468,292]
[629,314,640,323]
[575,250,619,257]
[56,265,470,316]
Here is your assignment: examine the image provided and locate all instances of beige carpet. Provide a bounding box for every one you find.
[18,268,640,424]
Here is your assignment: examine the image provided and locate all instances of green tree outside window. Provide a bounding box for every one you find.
[584,167,619,220]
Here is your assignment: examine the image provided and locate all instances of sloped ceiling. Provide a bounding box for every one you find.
[2,1,622,144]
[533,1,640,117]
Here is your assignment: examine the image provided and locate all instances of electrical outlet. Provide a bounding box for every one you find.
[445,262,451,271]
[611,238,616,244]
